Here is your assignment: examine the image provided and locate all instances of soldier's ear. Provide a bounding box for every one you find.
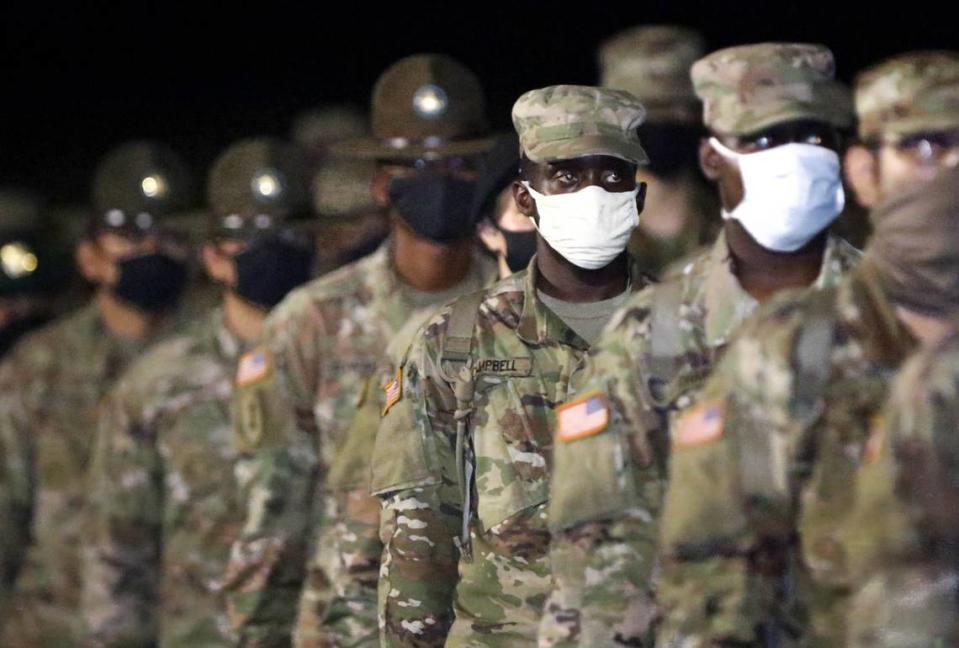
[698,138,723,181]
[513,181,535,218]
[75,239,104,283]
[844,145,881,209]
[370,167,395,208]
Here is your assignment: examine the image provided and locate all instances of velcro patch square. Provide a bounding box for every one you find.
[236,348,270,387]
[674,400,725,449]
[557,391,609,442]
[382,368,402,417]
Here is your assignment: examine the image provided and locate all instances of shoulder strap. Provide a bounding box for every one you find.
[440,288,486,367]
[644,280,686,409]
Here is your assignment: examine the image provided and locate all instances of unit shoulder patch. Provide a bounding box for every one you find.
[236,347,271,387]
[557,391,610,442]
[673,399,725,449]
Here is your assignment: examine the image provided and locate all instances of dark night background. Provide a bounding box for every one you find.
[1,2,957,208]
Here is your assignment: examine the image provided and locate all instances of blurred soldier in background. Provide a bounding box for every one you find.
[0,140,197,646]
[0,189,69,356]
[845,51,959,209]
[223,54,498,647]
[599,25,719,276]
[291,104,368,165]
[81,137,315,647]
[474,132,538,279]
[311,157,389,275]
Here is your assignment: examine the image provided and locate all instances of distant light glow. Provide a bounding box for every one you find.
[1,242,38,278]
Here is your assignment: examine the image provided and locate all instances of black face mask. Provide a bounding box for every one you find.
[388,173,476,243]
[499,228,537,273]
[113,253,188,313]
[233,237,315,309]
[637,122,703,179]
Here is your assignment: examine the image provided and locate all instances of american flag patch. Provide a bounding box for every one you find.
[382,368,402,417]
[862,415,885,465]
[236,348,270,386]
[674,400,724,448]
[557,391,609,442]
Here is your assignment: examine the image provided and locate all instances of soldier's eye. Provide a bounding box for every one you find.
[555,170,577,184]
[754,135,773,149]
[804,134,824,146]
[606,171,622,184]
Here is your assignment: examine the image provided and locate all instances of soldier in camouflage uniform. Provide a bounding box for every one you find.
[539,43,860,647]
[655,158,959,644]
[223,54,499,648]
[80,137,316,647]
[844,51,959,212]
[599,25,719,277]
[843,330,959,647]
[0,141,197,646]
[371,84,652,647]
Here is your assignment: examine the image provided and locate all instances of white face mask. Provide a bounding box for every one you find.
[522,182,639,270]
[710,137,845,252]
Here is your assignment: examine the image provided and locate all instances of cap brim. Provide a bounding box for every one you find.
[331,136,495,160]
[525,134,649,165]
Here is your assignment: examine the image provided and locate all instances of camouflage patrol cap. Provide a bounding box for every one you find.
[855,51,959,141]
[598,25,705,124]
[92,141,192,216]
[512,85,648,164]
[334,54,492,159]
[311,156,378,222]
[691,43,853,136]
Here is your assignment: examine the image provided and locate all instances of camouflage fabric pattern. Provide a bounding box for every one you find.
[223,241,497,647]
[82,308,246,646]
[841,333,959,647]
[512,85,649,164]
[599,25,705,124]
[0,302,181,646]
[656,264,916,646]
[855,50,959,141]
[691,43,853,136]
[293,310,440,648]
[371,258,647,647]
[540,231,859,647]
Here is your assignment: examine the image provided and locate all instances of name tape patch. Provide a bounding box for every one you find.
[475,357,533,376]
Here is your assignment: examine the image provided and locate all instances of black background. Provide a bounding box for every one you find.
[2,1,957,205]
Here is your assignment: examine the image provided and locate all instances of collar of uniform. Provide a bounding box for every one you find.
[211,306,244,361]
[517,254,645,349]
[701,230,854,348]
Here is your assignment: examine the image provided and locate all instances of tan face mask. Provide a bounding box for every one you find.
[864,165,959,317]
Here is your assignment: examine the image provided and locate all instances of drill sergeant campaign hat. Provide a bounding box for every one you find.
[511,84,649,164]
[206,137,314,242]
[691,42,854,136]
[333,53,493,160]
[855,51,959,142]
[90,140,194,237]
[598,25,705,124]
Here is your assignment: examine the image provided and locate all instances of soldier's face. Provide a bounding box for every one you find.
[78,230,165,285]
[513,155,643,220]
[702,120,841,211]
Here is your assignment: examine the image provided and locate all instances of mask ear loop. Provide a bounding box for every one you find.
[708,136,742,160]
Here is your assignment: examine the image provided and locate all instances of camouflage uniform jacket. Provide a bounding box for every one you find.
[224,241,497,647]
[656,263,917,647]
[370,257,647,647]
[293,310,442,648]
[540,231,860,647]
[0,300,181,646]
[81,307,246,647]
[841,333,959,647]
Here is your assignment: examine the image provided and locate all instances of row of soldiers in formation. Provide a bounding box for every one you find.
[0,24,958,647]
